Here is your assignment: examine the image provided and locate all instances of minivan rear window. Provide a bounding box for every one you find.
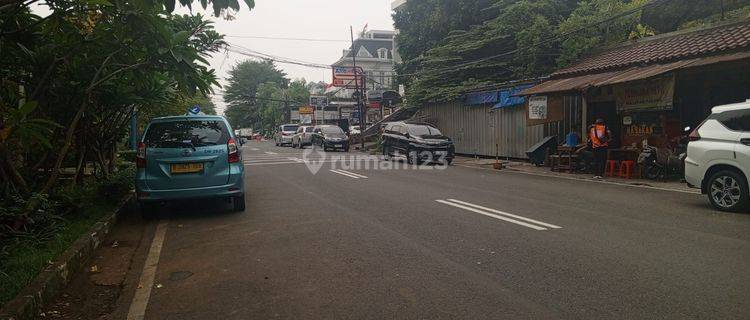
[282,125,299,132]
[144,120,229,148]
[321,126,344,134]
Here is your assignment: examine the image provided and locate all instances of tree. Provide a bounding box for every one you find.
[0,0,253,219]
[402,0,577,104]
[392,0,497,85]
[556,0,648,67]
[223,60,288,129]
[641,0,750,33]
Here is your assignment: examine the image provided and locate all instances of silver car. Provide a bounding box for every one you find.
[292,126,315,148]
[274,124,299,146]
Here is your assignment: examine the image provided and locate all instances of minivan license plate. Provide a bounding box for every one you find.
[171,163,204,174]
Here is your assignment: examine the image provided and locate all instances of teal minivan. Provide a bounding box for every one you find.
[135,115,245,214]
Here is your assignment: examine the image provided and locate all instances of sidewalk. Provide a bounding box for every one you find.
[452,156,698,194]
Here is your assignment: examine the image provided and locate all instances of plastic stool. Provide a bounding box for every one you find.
[605,160,619,177]
[619,160,635,179]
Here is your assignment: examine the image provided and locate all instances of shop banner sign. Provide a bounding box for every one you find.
[299,106,314,114]
[528,96,548,120]
[615,76,674,112]
[332,66,364,88]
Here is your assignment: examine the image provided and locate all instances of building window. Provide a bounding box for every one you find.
[377,48,388,59]
[357,46,372,58]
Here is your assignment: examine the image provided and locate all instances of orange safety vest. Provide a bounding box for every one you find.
[589,124,609,148]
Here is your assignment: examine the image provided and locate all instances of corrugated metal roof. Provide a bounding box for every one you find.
[518,71,621,95]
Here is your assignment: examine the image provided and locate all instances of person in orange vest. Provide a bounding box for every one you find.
[589,118,612,179]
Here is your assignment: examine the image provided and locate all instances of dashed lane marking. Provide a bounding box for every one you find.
[330,169,367,179]
[436,199,561,231]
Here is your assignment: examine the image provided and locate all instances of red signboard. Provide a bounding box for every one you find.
[332,66,365,89]
[369,101,381,109]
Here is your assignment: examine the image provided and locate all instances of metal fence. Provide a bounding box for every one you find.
[414,96,582,159]
[414,102,543,159]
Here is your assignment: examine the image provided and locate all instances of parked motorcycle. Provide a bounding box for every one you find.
[637,126,690,180]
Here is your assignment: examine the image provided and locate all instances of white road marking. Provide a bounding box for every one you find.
[244,161,306,166]
[250,147,259,151]
[436,200,550,231]
[335,169,368,178]
[330,169,363,179]
[127,220,169,320]
[446,199,562,229]
[243,158,301,164]
[264,151,277,155]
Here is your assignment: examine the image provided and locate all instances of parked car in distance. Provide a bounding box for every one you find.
[685,100,750,212]
[292,125,315,148]
[135,115,245,216]
[274,124,299,146]
[381,121,455,165]
[311,125,349,151]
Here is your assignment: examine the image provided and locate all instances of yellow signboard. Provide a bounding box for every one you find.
[299,106,314,114]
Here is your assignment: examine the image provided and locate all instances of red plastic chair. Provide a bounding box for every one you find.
[605,160,619,177]
[619,160,635,179]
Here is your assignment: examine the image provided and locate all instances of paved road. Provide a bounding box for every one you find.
[128,141,750,319]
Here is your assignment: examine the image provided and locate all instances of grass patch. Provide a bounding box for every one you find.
[0,164,134,306]
[0,201,116,305]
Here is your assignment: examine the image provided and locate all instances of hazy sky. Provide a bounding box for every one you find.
[177,0,397,114]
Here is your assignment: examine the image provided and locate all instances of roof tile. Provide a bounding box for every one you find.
[553,21,750,77]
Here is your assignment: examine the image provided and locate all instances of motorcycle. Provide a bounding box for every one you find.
[637,126,690,180]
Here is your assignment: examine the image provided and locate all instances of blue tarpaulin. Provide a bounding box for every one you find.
[464,91,499,105]
[492,84,534,110]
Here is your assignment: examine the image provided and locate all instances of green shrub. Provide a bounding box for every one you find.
[118,150,136,163]
[0,193,65,253]
[95,164,135,201]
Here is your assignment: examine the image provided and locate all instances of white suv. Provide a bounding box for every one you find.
[685,100,750,212]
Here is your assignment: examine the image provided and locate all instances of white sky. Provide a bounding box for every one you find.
[176,0,396,114]
[32,0,396,115]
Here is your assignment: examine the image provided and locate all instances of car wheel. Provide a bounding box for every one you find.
[445,158,453,165]
[140,201,159,220]
[407,148,419,165]
[233,194,246,212]
[383,145,392,161]
[707,170,749,212]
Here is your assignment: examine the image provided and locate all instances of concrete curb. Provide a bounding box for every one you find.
[0,194,134,320]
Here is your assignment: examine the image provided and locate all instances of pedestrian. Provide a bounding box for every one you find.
[589,118,611,179]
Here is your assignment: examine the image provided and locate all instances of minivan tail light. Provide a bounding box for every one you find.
[136,142,146,168]
[227,138,240,163]
[689,119,707,142]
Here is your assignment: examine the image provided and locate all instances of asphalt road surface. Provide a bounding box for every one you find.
[123,141,750,319]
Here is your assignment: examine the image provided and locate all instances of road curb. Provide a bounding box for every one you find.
[454,163,700,194]
[0,194,135,320]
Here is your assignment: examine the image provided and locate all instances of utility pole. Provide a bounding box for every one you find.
[351,26,365,150]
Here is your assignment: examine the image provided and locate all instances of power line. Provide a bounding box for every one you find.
[225,35,350,42]
[226,42,331,69]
